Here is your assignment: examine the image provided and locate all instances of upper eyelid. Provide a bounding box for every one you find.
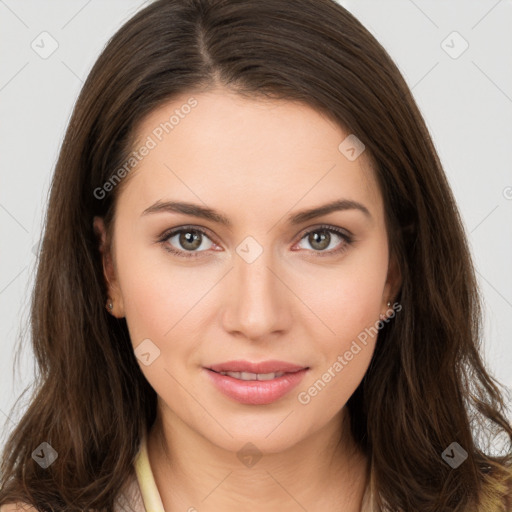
[297,224,352,239]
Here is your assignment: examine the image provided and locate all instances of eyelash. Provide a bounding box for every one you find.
[157,224,354,259]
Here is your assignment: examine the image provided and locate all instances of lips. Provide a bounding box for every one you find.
[207,359,308,374]
[204,365,309,405]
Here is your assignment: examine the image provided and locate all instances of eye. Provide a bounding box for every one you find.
[157,224,354,258]
[158,226,217,257]
[294,225,353,257]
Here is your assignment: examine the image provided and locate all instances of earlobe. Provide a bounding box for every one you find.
[93,216,125,318]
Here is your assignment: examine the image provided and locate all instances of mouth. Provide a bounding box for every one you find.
[203,360,310,405]
[208,369,296,381]
[206,359,309,375]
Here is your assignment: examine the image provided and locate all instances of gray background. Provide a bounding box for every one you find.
[1,0,511,447]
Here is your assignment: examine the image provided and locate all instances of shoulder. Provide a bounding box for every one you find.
[0,504,38,512]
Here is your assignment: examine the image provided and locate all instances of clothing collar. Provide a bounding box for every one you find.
[133,429,165,512]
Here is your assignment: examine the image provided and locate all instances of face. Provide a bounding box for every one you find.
[94,88,399,454]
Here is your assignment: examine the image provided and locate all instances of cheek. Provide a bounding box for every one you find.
[299,237,389,341]
[297,305,380,417]
[297,345,374,422]
[295,239,388,409]
[115,250,203,403]
[113,240,189,360]
[115,245,214,371]
[118,259,171,343]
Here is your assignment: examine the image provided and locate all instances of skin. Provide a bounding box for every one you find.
[94,88,401,511]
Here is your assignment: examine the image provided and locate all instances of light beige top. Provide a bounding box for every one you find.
[115,431,165,512]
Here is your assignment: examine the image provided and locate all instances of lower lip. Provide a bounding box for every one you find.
[204,368,308,405]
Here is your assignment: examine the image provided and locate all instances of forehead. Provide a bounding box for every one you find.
[119,89,383,220]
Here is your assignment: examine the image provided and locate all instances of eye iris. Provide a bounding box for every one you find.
[170,228,340,254]
[180,230,202,250]
[309,230,330,250]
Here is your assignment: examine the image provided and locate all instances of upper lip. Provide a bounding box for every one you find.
[207,360,309,374]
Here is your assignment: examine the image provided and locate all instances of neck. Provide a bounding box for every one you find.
[147,405,369,512]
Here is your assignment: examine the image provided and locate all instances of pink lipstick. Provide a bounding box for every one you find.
[204,360,309,405]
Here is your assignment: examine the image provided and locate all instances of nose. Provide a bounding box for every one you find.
[221,245,293,341]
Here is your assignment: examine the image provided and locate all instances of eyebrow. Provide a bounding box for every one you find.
[141,198,371,226]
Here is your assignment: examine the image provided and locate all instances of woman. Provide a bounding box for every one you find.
[1,0,511,510]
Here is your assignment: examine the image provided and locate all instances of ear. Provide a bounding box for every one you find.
[382,250,402,315]
[93,216,125,318]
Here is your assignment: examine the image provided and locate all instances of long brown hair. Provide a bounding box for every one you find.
[1,0,511,510]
